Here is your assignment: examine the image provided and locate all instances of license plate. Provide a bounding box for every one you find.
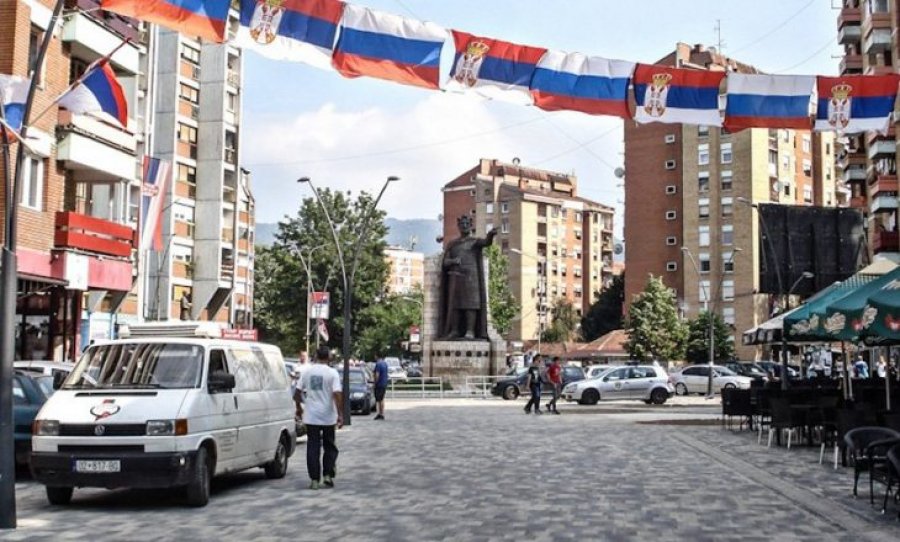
[74,460,121,473]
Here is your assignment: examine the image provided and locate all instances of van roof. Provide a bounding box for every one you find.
[91,337,280,349]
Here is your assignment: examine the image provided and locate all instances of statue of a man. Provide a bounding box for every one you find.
[440,215,497,340]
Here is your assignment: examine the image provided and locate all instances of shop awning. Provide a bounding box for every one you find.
[821,266,900,340]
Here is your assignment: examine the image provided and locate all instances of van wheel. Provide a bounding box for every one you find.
[264,435,290,479]
[185,447,211,507]
[46,486,73,505]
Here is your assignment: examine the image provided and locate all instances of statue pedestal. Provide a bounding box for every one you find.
[428,340,493,384]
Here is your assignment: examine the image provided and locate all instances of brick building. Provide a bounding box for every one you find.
[384,246,424,295]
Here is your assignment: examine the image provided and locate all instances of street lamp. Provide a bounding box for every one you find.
[682,246,742,397]
[293,244,326,352]
[780,271,814,390]
[511,248,546,354]
[297,175,399,425]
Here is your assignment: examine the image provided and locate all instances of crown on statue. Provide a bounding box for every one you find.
[831,83,852,100]
[465,41,491,59]
[651,72,673,87]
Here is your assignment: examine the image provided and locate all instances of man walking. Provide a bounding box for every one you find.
[301,346,343,490]
[523,355,543,414]
[373,354,389,420]
[545,356,562,414]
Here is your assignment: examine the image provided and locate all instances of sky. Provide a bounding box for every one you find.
[240,0,842,236]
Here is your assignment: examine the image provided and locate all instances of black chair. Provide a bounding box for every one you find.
[882,412,900,432]
[843,427,900,503]
[885,444,900,519]
[753,389,773,445]
[722,389,752,431]
[833,409,869,469]
[767,397,805,449]
[813,396,840,465]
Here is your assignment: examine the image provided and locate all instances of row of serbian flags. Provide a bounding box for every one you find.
[96,0,900,135]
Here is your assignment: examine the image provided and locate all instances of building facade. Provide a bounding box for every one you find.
[624,43,838,360]
[442,159,615,342]
[836,0,898,260]
[384,246,424,295]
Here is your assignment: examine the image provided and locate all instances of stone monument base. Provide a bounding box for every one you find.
[427,340,494,385]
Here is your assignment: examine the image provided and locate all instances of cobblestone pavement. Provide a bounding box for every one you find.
[3,398,900,541]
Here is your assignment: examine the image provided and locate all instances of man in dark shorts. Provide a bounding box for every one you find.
[373,355,389,420]
[523,355,543,414]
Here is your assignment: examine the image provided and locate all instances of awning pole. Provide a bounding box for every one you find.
[841,342,848,401]
[886,346,891,411]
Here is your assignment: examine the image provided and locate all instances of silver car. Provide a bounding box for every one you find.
[668,365,753,395]
[562,365,673,405]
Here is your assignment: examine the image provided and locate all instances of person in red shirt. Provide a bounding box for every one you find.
[545,356,563,414]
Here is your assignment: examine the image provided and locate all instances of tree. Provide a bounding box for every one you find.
[355,288,423,361]
[486,244,517,336]
[684,311,735,365]
[541,297,580,343]
[254,188,389,355]
[581,273,625,341]
[623,275,686,362]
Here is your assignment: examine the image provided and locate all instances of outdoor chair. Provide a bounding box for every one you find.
[843,427,900,504]
[882,412,900,432]
[753,389,773,445]
[767,397,804,449]
[885,444,900,519]
[814,397,840,465]
[722,389,752,431]
[833,409,869,469]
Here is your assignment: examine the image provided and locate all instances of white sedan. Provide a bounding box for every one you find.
[668,365,753,395]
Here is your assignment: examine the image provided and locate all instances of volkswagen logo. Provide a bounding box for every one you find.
[94,425,106,436]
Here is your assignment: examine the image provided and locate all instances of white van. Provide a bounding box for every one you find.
[30,338,297,507]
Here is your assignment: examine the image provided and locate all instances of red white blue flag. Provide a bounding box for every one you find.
[0,74,28,134]
[725,74,815,131]
[236,0,345,71]
[445,31,546,105]
[815,74,900,134]
[332,4,447,90]
[58,61,129,126]
[530,51,634,117]
[102,0,231,43]
[633,64,725,126]
[140,156,171,253]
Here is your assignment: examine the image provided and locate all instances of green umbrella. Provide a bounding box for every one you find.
[784,275,880,341]
[866,275,900,340]
[821,267,900,341]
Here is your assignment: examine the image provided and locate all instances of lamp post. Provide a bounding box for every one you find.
[297,176,399,425]
[293,244,326,352]
[781,271,814,390]
[511,248,546,354]
[401,295,424,362]
[683,247,742,397]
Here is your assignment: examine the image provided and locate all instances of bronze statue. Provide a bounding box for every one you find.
[439,215,496,340]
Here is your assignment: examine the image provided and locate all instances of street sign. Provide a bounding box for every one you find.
[409,325,420,343]
[309,291,330,319]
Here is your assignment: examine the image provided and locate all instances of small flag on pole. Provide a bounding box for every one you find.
[317,318,329,342]
[0,74,29,135]
[58,61,129,126]
[140,156,171,252]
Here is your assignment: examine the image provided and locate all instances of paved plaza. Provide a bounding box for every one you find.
[3,398,900,541]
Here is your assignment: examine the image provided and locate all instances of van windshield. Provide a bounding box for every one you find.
[64,343,204,390]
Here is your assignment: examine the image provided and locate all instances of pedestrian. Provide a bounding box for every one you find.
[544,356,563,414]
[300,346,343,490]
[523,355,543,414]
[877,356,887,378]
[373,353,389,420]
[854,356,869,379]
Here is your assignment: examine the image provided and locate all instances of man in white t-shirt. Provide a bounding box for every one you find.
[300,346,344,490]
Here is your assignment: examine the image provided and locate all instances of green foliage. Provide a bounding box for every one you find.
[355,288,423,361]
[684,311,735,365]
[581,273,625,341]
[623,275,686,362]
[486,245,517,336]
[254,188,389,355]
[541,297,580,343]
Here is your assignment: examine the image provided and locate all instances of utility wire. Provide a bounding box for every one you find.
[774,36,837,74]
[729,0,817,55]
[539,113,620,172]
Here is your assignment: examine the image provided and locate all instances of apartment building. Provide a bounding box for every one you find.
[836,0,899,260]
[384,246,424,295]
[623,43,837,360]
[442,159,615,342]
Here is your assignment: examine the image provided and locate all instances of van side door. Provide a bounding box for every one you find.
[203,348,239,472]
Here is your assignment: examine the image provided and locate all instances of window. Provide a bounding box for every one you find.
[870,0,888,14]
[501,219,509,234]
[721,197,733,216]
[802,159,811,176]
[665,160,677,170]
[551,206,559,218]
[181,43,201,65]
[665,210,677,220]
[500,202,510,214]
[665,134,676,144]
[560,263,567,276]
[720,142,732,164]
[783,183,791,196]
[722,280,735,301]
[226,92,238,113]
[721,170,733,191]
[179,83,199,104]
[699,226,710,247]
[782,154,790,171]
[698,171,710,192]
[723,252,736,273]
[722,225,733,245]
[722,307,735,325]
[782,129,790,142]
[699,281,711,303]
[574,229,582,240]
[698,125,709,137]
[802,135,811,153]
[485,202,494,214]
[178,123,197,143]
[699,198,710,219]
[574,266,582,278]
[699,253,710,273]
[698,144,710,166]
[561,247,567,258]
[20,154,44,210]
[575,212,582,223]
[29,26,45,86]
[666,185,677,195]
[666,261,678,272]
[803,185,813,203]
[666,236,677,246]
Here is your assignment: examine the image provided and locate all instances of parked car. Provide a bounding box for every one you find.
[491,366,585,400]
[723,361,768,381]
[668,365,753,395]
[387,366,408,382]
[14,370,63,466]
[348,368,375,414]
[562,365,673,405]
[406,363,423,378]
[384,357,402,368]
[583,364,613,380]
[14,360,73,379]
[756,360,800,379]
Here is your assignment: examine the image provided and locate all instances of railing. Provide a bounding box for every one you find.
[224,148,236,165]
[386,377,447,399]
[55,211,134,258]
[462,375,509,398]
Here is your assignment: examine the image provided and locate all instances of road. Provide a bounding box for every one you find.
[3,398,899,541]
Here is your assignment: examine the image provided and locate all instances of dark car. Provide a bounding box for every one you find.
[13,371,55,465]
[724,361,768,381]
[406,363,423,378]
[491,366,585,400]
[348,369,375,414]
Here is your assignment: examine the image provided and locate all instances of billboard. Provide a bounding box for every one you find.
[309,292,330,320]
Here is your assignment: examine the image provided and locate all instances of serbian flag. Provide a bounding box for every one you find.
[530,51,634,117]
[724,74,815,131]
[235,0,345,71]
[633,64,725,126]
[444,31,546,105]
[140,157,171,252]
[58,61,129,126]
[332,4,447,90]
[815,74,900,134]
[102,0,230,43]
[0,74,29,139]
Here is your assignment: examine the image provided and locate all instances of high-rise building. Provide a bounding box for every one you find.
[384,246,424,295]
[836,0,898,260]
[623,43,838,359]
[442,158,615,342]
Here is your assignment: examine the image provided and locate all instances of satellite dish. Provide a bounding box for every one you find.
[614,243,624,255]
[614,167,626,179]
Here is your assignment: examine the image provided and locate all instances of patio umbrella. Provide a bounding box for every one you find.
[783,275,881,342]
[820,267,900,341]
[865,275,900,410]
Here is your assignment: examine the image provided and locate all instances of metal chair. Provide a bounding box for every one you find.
[885,444,900,519]
[843,427,900,503]
[767,397,804,449]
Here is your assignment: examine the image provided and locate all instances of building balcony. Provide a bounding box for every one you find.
[173,260,194,279]
[850,195,868,208]
[870,194,898,213]
[874,230,899,253]
[864,64,895,76]
[226,70,241,89]
[61,7,140,73]
[56,117,137,181]
[840,54,863,74]
[220,262,235,281]
[54,211,135,259]
[180,60,201,81]
[868,139,896,159]
[863,27,892,53]
[839,23,862,45]
[224,148,237,165]
[222,228,235,244]
[869,175,898,196]
[178,100,200,121]
[844,165,867,183]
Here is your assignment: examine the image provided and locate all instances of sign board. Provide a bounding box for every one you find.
[409,344,422,353]
[309,291,330,320]
[409,325,420,343]
[221,329,258,341]
[65,252,90,291]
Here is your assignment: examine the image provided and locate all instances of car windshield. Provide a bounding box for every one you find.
[35,375,55,397]
[64,343,204,390]
[349,371,366,385]
[716,367,738,376]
